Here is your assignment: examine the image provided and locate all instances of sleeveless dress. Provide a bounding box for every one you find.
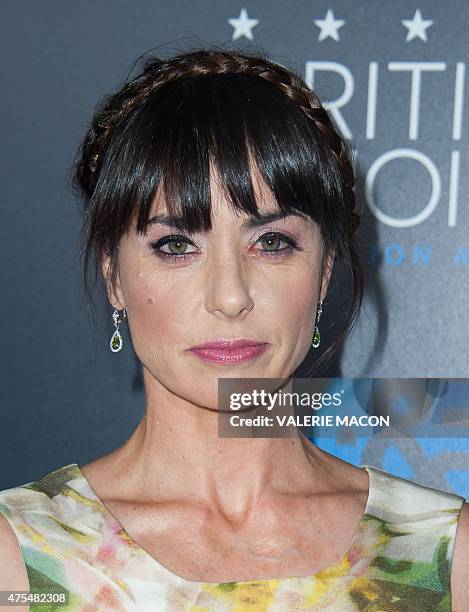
[0,463,465,611]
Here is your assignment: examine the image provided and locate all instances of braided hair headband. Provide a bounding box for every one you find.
[79,50,357,232]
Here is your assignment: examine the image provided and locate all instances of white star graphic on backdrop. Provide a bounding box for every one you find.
[314,9,345,42]
[228,8,259,40]
[402,9,433,42]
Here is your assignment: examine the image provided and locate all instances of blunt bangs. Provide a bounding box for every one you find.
[93,72,344,249]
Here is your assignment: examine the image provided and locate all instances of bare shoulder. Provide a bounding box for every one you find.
[451,501,469,611]
[0,512,30,610]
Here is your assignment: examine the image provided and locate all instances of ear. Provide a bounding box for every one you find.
[100,249,125,310]
[320,248,335,301]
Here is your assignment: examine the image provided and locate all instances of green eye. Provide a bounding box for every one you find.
[150,231,299,262]
[151,235,197,259]
[258,232,296,253]
[260,234,282,251]
[166,239,190,255]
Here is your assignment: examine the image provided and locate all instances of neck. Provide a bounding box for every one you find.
[113,366,330,517]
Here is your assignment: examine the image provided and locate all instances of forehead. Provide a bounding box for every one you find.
[150,159,280,218]
[133,149,314,238]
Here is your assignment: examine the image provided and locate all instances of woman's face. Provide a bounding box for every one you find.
[102,166,334,410]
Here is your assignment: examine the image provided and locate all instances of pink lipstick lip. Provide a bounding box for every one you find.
[189,344,268,364]
[190,338,266,350]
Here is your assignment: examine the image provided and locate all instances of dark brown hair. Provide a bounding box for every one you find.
[72,47,363,373]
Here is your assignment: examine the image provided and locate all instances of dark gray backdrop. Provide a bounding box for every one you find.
[1,1,468,494]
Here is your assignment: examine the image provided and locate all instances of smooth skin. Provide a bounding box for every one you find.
[1,165,468,610]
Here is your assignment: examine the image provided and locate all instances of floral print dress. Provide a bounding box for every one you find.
[0,463,465,611]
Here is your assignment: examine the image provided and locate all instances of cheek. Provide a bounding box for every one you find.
[120,267,194,357]
[265,262,319,323]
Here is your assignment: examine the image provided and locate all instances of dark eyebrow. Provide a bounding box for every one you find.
[146,210,308,231]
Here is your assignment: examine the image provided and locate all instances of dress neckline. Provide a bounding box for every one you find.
[68,462,374,585]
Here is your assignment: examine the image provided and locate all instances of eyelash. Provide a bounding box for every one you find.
[149,232,300,262]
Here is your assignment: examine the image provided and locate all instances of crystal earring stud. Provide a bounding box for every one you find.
[110,307,127,352]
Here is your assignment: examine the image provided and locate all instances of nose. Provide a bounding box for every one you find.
[205,254,254,319]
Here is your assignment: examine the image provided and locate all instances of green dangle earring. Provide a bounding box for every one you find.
[110,307,127,352]
[311,298,323,349]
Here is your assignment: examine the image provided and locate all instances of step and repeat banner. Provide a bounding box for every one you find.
[1,1,468,494]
